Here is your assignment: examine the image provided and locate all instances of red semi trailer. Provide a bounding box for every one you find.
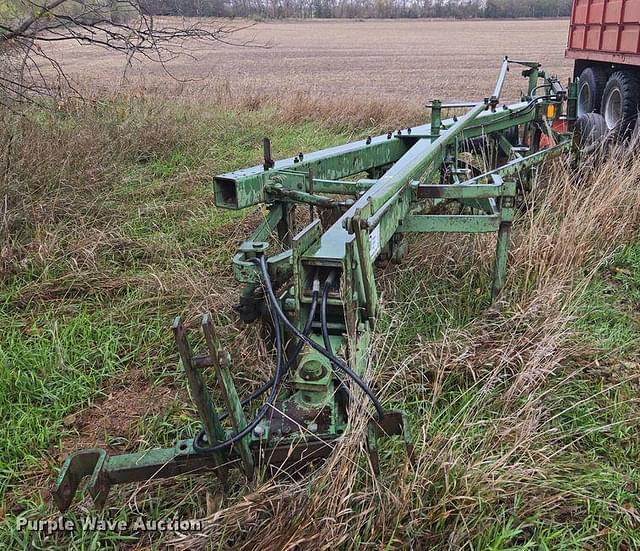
[567,0,640,135]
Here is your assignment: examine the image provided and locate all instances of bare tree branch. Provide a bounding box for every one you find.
[0,0,255,104]
[0,0,68,42]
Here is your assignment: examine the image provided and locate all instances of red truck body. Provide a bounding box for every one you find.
[567,0,640,65]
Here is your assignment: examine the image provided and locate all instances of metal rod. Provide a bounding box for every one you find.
[201,315,254,479]
[492,56,510,101]
[462,141,570,186]
[172,317,225,445]
[362,99,489,216]
[430,99,442,142]
[426,102,480,109]
[353,220,378,323]
[492,222,512,300]
[266,185,345,208]
[263,138,274,170]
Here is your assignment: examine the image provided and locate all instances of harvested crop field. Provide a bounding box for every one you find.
[48,18,573,104]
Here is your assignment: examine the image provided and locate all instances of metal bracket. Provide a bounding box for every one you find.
[53,449,110,512]
[367,410,414,475]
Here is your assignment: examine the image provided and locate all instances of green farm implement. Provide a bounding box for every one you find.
[54,58,590,511]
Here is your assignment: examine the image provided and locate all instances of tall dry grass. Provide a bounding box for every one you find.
[171,151,640,550]
[119,81,426,133]
[0,90,422,282]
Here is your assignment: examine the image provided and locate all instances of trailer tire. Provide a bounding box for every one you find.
[601,71,640,138]
[573,113,608,151]
[578,67,608,116]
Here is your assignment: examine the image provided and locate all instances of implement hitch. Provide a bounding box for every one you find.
[54,57,578,511]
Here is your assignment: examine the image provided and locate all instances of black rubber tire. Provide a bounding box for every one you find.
[573,112,608,151]
[600,71,640,138]
[504,125,519,146]
[578,67,608,116]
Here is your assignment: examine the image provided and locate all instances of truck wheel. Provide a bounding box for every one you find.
[573,113,608,151]
[578,67,607,116]
[601,71,640,138]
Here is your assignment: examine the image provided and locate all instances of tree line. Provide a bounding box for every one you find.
[140,0,573,19]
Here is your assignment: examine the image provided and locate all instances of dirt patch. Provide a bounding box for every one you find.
[57,369,178,458]
[5,372,178,512]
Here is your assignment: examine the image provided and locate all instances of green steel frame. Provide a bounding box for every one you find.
[53,58,578,512]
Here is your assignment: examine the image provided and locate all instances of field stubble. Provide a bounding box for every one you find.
[46,18,573,106]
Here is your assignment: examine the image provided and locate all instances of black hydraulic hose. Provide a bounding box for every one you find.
[218,288,319,422]
[513,94,556,116]
[320,272,353,402]
[255,255,385,420]
[320,271,336,354]
[193,270,319,452]
[218,382,270,423]
[192,268,286,453]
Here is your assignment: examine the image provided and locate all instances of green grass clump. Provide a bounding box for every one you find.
[576,241,640,353]
[0,306,159,492]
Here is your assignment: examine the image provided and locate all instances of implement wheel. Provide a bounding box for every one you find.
[573,113,608,152]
